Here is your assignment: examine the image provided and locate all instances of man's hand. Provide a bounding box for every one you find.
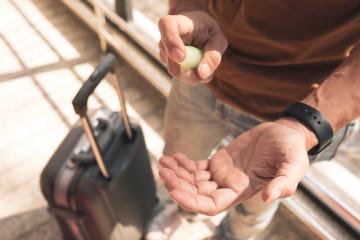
[158,121,311,216]
[158,11,228,85]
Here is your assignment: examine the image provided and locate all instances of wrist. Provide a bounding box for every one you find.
[275,117,318,151]
[279,102,334,155]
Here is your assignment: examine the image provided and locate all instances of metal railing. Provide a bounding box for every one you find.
[61,0,171,97]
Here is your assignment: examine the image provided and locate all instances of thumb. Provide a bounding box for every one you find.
[262,160,309,203]
[196,31,228,79]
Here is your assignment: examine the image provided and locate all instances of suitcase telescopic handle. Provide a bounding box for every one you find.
[72,53,117,115]
[72,53,132,179]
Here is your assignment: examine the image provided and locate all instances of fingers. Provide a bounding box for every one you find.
[158,12,227,84]
[196,181,217,195]
[166,57,213,85]
[158,153,244,215]
[159,168,198,194]
[158,15,186,63]
[166,46,222,85]
[194,170,211,182]
[161,46,205,85]
[169,188,238,216]
[172,153,198,172]
[196,159,211,171]
[196,33,228,79]
[158,168,180,191]
[159,154,216,198]
[172,154,213,183]
[158,40,166,64]
[159,154,212,185]
[159,166,217,198]
[159,156,195,184]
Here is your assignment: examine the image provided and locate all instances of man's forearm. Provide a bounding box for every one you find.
[168,0,208,14]
[302,45,360,133]
[281,45,360,151]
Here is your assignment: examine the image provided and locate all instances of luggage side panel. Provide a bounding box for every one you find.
[40,126,83,204]
[71,119,156,240]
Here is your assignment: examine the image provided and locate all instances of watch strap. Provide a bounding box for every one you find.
[279,102,334,155]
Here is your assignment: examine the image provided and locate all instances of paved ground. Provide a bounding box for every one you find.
[0,1,167,239]
[1,0,357,240]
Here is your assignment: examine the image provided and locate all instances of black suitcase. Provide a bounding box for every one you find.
[40,53,157,240]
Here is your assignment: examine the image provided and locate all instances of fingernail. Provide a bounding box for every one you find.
[199,64,212,78]
[269,190,282,202]
[171,48,184,62]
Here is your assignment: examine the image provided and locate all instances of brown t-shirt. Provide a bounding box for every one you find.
[207,0,360,120]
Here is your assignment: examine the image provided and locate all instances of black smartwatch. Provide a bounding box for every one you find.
[279,102,334,156]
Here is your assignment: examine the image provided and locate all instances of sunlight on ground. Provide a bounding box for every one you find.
[0,0,80,72]
[0,0,163,220]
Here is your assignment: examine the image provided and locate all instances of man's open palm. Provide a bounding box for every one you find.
[158,121,310,216]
